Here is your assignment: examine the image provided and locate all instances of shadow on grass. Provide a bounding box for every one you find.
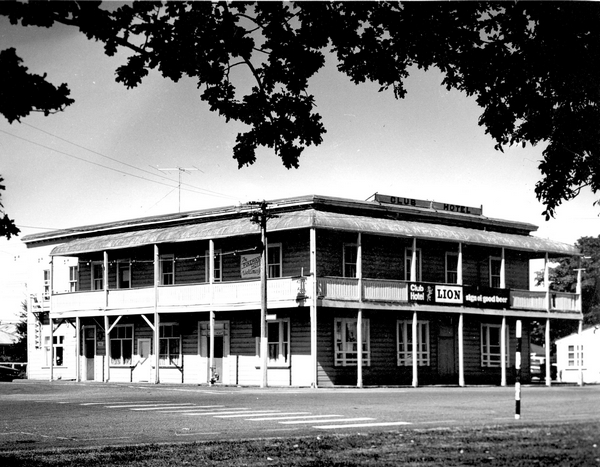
[1,422,599,466]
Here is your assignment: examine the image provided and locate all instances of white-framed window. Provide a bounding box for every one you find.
[567,344,584,367]
[44,335,64,367]
[159,323,181,366]
[405,248,422,281]
[445,252,459,284]
[489,256,502,288]
[69,265,78,292]
[334,317,370,366]
[343,243,358,278]
[110,325,133,366]
[256,319,290,367]
[117,260,131,289]
[43,269,50,299]
[481,323,506,367]
[268,243,282,278]
[92,262,103,290]
[205,249,222,282]
[160,254,175,285]
[397,320,430,366]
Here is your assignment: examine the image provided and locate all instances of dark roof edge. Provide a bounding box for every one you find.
[22,194,541,247]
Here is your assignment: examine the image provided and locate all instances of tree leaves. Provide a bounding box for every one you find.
[1,1,599,217]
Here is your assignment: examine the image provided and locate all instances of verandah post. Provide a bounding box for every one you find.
[357,233,363,388]
[209,239,215,384]
[153,244,160,384]
[515,319,522,419]
[310,228,318,388]
[501,316,507,387]
[545,318,552,386]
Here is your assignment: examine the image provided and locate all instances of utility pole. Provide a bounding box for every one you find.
[156,167,201,212]
[248,201,277,388]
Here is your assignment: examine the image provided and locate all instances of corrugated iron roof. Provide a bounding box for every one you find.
[50,209,577,257]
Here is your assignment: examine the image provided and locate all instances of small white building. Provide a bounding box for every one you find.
[556,326,600,384]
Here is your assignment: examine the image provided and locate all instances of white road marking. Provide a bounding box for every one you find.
[240,412,311,419]
[280,417,375,425]
[104,403,195,409]
[81,401,160,406]
[131,405,207,411]
[250,414,343,421]
[315,421,412,429]
[183,409,260,416]
[214,411,285,418]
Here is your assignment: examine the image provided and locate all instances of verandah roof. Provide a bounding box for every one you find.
[50,209,578,257]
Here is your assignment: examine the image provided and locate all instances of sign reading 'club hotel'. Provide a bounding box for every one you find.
[375,193,483,216]
[409,283,510,309]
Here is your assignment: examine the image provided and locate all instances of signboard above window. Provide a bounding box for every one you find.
[374,194,483,216]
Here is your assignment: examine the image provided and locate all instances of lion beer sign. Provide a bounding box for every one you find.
[409,283,510,309]
[409,283,463,306]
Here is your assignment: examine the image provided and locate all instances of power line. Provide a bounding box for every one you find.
[1,126,237,201]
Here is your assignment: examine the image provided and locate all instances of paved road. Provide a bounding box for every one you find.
[1,381,599,450]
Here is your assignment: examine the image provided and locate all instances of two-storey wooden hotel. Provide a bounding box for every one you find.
[22,194,582,387]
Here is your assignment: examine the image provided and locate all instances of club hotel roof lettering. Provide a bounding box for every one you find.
[375,193,483,216]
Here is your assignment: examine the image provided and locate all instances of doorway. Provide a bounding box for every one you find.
[136,338,152,382]
[438,322,456,383]
[83,326,96,381]
[199,320,230,384]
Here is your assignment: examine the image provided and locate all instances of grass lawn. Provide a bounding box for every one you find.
[1,422,599,466]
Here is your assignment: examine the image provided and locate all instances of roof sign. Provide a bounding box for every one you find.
[374,194,483,216]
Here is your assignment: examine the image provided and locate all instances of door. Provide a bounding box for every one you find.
[208,335,224,382]
[83,326,96,381]
[199,320,230,384]
[137,338,152,382]
[438,323,456,383]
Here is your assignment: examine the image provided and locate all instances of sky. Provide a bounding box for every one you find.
[0,5,598,321]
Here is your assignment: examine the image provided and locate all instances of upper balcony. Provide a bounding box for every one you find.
[49,276,581,319]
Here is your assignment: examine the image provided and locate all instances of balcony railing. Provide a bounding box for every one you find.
[50,276,579,316]
[52,276,308,315]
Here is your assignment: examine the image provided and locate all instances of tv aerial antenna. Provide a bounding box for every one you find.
[156,166,202,212]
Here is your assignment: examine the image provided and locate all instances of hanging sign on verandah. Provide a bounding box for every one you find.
[240,254,261,278]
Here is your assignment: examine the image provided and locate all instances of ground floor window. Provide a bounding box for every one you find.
[334,317,370,366]
[397,320,430,366]
[110,325,133,366]
[567,344,584,367]
[44,335,64,367]
[481,323,509,367]
[268,319,289,366]
[160,323,181,366]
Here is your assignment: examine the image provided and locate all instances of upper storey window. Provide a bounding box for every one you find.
[445,252,459,284]
[343,244,357,278]
[268,244,282,278]
[160,254,174,285]
[92,262,103,290]
[489,257,502,288]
